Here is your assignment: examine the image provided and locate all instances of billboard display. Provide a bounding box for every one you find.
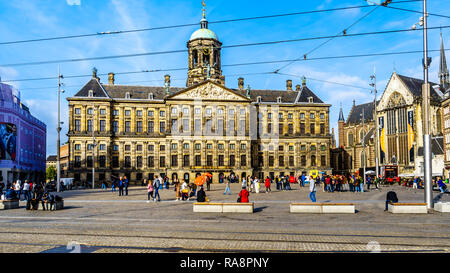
[0,123,17,161]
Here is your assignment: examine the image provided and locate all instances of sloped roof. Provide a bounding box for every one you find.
[397,74,443,102]
[347,102,375,124]
[72,79,326,104]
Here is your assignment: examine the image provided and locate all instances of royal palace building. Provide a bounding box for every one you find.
[67,12,332,184]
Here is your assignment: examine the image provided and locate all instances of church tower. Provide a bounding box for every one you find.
[186,1,225,87]
[338,103,345,148]
[439,32,450,92]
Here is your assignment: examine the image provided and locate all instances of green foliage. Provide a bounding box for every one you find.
[46,165,57,181]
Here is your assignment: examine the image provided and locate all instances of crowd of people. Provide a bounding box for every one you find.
[0,180,60,210]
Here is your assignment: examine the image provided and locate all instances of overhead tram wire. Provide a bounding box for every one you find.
[273,4,382,73]
[6,47,450,86]
[365,0,450,19]
[0,0,422,46]
[2,24,450,69]
[4,47,450,84]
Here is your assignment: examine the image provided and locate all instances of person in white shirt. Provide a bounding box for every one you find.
[14,180,21,200]
[309,176,317,203]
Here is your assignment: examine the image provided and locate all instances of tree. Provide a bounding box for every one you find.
[46,165,57,182]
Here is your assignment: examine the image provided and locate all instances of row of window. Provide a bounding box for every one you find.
[73,154,327,169]
[74,107,326,120]
[74,143,249,152]
[74,154,248,169]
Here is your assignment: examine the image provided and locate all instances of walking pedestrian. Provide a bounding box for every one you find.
[111,178,116,192]
[181,180,189,201]
[22,180,30,202]
[146,180,154,203]
[153,175,161,202]
[309,176,317,203]
[118,177,124,196]
[174,178,181,201]
[224,177,232,195]
[124,176,129,196]
[275,176,280,191]
[264,176,271,193]
[14,180,21,200]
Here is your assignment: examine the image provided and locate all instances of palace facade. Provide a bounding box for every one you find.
[66,12,332,184]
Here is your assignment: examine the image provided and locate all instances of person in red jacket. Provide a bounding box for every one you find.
[264,176,271,193]
[238,187,249,203]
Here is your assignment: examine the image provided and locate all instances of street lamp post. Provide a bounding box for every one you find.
[422,0,433,209]
[370,68,380,180]
[92,108,96,190]
[56,66,64,193]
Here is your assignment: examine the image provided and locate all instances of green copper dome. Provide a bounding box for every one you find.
[190,28,218,41]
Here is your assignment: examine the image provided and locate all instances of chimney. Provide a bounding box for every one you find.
[286,79,293,91]
[92,67,99,80]
[238,77,244,90]
[108,73,115,85]
[296,84,301,91]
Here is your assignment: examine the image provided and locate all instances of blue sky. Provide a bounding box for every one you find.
[0,0,449,155]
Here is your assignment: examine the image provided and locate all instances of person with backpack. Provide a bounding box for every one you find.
[385,191,399,211]
[197,186,206,202]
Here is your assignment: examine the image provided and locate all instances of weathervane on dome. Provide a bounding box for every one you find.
[202,0,206,18]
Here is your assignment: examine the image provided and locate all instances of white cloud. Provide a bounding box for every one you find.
[66,0,81,6]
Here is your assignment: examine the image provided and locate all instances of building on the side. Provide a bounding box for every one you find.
[46,143,70,178]
[439,32,450,178]
[66,10,332,185]
[336,101,376,175]
[0,82,46,185]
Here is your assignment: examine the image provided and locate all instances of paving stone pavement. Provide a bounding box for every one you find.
[0,183,449,253]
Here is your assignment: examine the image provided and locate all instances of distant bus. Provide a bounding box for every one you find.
[383,165,398,181]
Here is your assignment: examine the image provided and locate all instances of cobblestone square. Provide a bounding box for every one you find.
[0,183,449,253]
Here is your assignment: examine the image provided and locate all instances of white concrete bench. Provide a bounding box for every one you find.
[434,202,450,213]
[388,203,427,214]
[38,200,64,211]
[290,203,355,214]
[0,200,19,210]
[193,202,254,213]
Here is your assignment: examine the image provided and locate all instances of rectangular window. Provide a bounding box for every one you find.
[279,156,284,167]
[171,155,178,167]
[207,143,213,149]
[218,144,224,150]
[113,121,119,133]
[159,156,166,168]
[75,120,81,132]
[267,123,272,134]
[74,156,81,167]
[125,145,131,151]
[160,145,165,151]
[148,110,154,117]
[99,109,106,115]
[279,124,283,135]
[112,156,119,168]
[148,145,154,151]
[171,119,178,133]
[269,156,274,167]
[171,143,177,150]
[137,145,143,151]
[183,143,189,150]
[87,120,93,132]
[183,155,190,167]
[113,110,119,116]
[160,122,166,133]
[124,156,131,168]
[207,155,213,166]
[195,144,201,150]
[99,156,106,168]
[137,156,143,168]
[288,124,293,134]
[310,123,315,135]
[240,155,247,167]
[218,155,224,166]
[99,144,106,151]
[137,110,143,117]
[230,144,235,150]
[125,110,131,116]
[229,155,235,167]
[195,155,202,166]
[194,119,201,133]
[148,121,154,133]
[289,156,294,166]
[74,108,81,115]
[320,124,325,134]
[160,111,165,117]
[87,156,93,168]
[125,121,131,132]
[182,119,190,132]
[321,155,326,166]
[113,145,119,151]
[148,156,154,167]
[137,121,143,133]
[301,156,306,166]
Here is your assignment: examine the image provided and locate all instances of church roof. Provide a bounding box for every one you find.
[346,101,375,124]
[396,74,443,102]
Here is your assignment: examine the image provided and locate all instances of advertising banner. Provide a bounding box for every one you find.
[408,111,415,163]
[379,116,385,164]
[0,123,17,161]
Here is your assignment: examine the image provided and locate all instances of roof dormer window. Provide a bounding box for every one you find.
[308,97,314,103]
[88,90,94,98]
[125,92,131,99]
[148,93,154,100]
[277,97,282,103]
[257,96,262,103]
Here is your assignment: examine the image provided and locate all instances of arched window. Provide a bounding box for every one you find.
[192,49,198,66]
[348,133,354,146]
